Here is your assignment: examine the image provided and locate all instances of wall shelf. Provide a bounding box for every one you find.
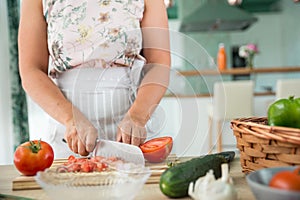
[164,91,275,98]
[167,66,300,98]
[177,66,300,76]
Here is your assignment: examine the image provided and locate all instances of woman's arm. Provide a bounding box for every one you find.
[117,0,171,145]
[131,0,171,122]
[18,0,97,155]
[19,0,72,129]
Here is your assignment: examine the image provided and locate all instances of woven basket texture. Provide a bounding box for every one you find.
[231,117,300,174]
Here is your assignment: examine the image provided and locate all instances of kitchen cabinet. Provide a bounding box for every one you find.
[158,92,276,156]
[238,0,281,13]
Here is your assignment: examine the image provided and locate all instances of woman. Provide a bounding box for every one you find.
[18,0,170,158]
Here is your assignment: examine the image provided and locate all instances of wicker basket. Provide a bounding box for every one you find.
[231,117,300,174]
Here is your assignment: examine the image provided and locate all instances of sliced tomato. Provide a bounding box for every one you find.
[90,156,104,163]
[68,155,76,162]
[80,162,89,172]
[58,156,118,173]
[139,136,173,163]
[68,163,81,172]
[95,162,108,172]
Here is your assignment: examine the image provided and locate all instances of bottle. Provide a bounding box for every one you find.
[217,43,227,71]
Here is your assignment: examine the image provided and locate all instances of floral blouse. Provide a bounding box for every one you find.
[42,0,145,77]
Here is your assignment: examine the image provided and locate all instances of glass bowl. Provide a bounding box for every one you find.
[35,164,151,200]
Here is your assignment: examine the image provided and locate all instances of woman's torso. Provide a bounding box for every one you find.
[42,0,145,76]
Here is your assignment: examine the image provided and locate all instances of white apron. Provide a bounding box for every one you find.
[45,59,144,159]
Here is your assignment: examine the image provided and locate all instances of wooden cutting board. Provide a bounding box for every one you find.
[12,154,178,191]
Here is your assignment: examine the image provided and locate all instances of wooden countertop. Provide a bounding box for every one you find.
[0,156,255,200]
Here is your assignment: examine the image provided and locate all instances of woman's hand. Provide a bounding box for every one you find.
[116,112,147,146]
[64,107,98,156]
[19,0,100,156]
[115,0,171,147]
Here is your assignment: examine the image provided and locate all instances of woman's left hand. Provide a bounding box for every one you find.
[116,113,147,146]
[116,0,170,147]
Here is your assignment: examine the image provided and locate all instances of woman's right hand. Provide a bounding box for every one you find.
[64,107,98,156]
[19,0,99,157]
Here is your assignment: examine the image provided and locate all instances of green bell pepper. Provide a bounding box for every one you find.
[268,96,300,128]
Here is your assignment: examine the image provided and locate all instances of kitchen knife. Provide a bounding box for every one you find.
[92,139,145,166]
[62,138,145,166]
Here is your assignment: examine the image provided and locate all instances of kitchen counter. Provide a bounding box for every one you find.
[0,156,255,200]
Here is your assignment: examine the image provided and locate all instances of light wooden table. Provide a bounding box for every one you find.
[0,157,255,200]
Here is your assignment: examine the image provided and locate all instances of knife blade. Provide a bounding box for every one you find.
[62,138,145,166]
[92,139,145,166]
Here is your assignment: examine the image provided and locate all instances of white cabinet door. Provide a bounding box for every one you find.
[156,97,212,156]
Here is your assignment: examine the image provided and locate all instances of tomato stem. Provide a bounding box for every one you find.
[24,140,42,154]
[288,96,295,101]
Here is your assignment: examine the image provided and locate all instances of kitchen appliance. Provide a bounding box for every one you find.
[179,0,257,32]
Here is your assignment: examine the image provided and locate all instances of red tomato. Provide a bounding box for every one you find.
[269,169,300,192]
[139,136,173,163]
[14,140,54,176]
[293,167,300,175]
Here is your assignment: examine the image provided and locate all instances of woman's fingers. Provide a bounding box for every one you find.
[71,138,79,154]
[118,117,147,146]
[85,127,98,152]
[78,139,89,156]
[131,135,140,146]
[131,126,146,146]
[122,126,132,144]
[66,126,77,153]
[65,122,97,155]
[72,107,98,153]
[116,131,122,142]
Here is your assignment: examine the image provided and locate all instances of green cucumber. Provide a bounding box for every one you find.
[159,151,235,198]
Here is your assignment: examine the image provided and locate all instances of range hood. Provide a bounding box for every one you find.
[179,0,258,32]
